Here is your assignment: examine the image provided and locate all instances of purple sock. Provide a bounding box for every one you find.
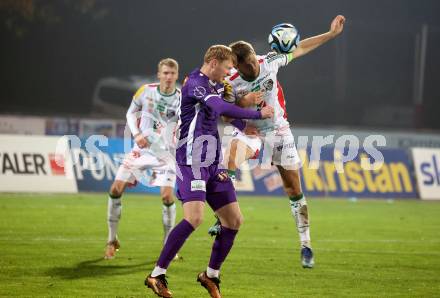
[156,219,194,269]
[208,226,239,270]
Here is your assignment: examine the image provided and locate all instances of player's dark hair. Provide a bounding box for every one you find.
[229,41,256,64]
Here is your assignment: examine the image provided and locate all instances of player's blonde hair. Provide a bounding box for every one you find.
[203,45,236,64]
[229,41,255,64]
[158,58,179,72]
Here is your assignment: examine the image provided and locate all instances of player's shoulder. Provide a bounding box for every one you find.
[183,69,209,92]
[133,83,154,100]
[145,83,160,93]
[147,82,159,88]
[136,82,158,92]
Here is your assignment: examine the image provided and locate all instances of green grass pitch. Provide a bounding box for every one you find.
[0,193,439,297]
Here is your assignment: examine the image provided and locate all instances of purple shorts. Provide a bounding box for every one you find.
[176,164,237,211]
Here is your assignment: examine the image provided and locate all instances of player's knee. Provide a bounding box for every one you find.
[109,182,124,197]
[186,215,203,228]
[225,214,244,230]
[235,214,244,229]
[162,193,174,205]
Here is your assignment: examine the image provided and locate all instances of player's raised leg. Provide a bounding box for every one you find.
[224,138,257,181]
[277,165,314,268]
[105,179,127,259]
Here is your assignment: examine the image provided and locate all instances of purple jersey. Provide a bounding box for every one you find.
[176,69,224,165]
[176,69,261,166]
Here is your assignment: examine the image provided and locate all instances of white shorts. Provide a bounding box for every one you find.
[115,150,176,188]
[231,129,262,158]
[231,128,301,169]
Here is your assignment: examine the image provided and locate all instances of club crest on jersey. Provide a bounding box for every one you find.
[263,79,274,91]
[194,86,206,99]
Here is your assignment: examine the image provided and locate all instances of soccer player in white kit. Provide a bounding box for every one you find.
[105,58,181,259]
[211,15,346,268]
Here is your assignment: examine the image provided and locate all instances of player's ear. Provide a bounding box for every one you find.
[211,59,218,69]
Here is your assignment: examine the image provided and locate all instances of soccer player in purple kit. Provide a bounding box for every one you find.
[144,45,274,298]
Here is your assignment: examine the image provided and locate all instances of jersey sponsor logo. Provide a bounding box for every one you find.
[193,86,207,99]
[157,103,166,112]
[191,179,206,192]
[251,74,270,87]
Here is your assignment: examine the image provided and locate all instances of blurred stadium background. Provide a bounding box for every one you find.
[1,0,439,297]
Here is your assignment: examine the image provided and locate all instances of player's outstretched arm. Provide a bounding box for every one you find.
[292,15,345,59]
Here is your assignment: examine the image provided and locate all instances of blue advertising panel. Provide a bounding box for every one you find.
[72,137,159,194]
[70,138,416,199]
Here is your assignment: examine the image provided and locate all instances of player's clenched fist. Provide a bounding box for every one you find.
[329,15,345,37]
[260,105,274,119]
[134,133,148,148]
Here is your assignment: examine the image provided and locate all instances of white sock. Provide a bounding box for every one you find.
[107,196,122,243]
[207,267,220,278]
[290,196,311,248]
[162,203,176,245]
[151,266,167,277]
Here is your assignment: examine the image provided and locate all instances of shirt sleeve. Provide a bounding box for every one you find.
[230,119,246,131]
[126,85,145,136]
[205,95,261,119]
[266,52,294,72]
[222,79,236,103]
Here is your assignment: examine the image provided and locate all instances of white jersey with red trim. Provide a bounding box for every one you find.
[224,52,291,134]
[126,83,181,152]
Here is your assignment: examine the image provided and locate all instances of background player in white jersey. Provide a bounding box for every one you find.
[210,15,346,268]
[105,58,181,259]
